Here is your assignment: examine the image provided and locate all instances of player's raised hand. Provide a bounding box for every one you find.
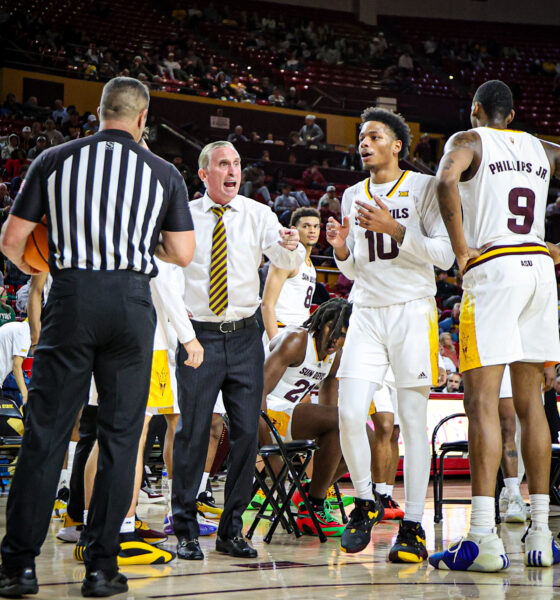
[278,227,300,250]
[326,216,350,248]
[356,197,395,234]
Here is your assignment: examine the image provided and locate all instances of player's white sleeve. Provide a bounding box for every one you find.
[398,178,455,270]
[261,206,306,270]
[153,259,195,343]
[334,190,358,280]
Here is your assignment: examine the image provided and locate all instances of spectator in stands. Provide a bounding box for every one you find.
[4,150,26,179]
[302,160,327,190]
[268,86,285,106]
[288,131,303,147]
[83,114,99,135]
[9,165,27,198]
[22,96,49,119]
[227,125,248,143]
[163,52,186,80]
[1,134,19,160]
[318,185,340,214]
[288,152,298,164]
[340,144,362,170]
[435,268,460,301]
[129,56,151,81]
[30,121,44,139]
[439,301,461,341]
[44,119,64,146]
[274,183,299,214]
[299,115,324,147]
[19,127,34,154]
[256,76,273,101]
[285,86,304,109]
[1,94,22,119]
[27,135,48,160]
[414,134,435,168]
[397,51,414,75]
[51,99,69,124]
[442,373,462,393]
[439,332,459,371]
[261,149,270,162]
[62,111,82,140]
[0,288,15,327]
[0,185,11,210]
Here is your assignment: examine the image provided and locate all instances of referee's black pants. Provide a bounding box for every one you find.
[172,319,264,540]
[1,270,155,575]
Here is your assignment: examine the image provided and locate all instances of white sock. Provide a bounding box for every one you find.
[529,494,550,532]
[386,484,394,497]
[167,479,173,513]
[83,509,88,526]
[397,387,431,524]
[504,477,520,496]
[119,516,135,534]
[67,441,77,478]
[197,472,210,497]
[470,496,495,535]
[339,377,380,501]
[375,482,388,496]
[58,468,68,490]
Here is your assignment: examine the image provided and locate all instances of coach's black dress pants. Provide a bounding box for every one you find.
[1,270,155,575]
[172,319,264,540]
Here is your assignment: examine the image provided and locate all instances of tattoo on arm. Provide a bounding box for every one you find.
[393,223,406,244]
[506,449,518,459]
[451,131,479,149]
[439,206,455,225]
[441,157,455,172]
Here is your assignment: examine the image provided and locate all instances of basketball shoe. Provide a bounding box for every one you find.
[163,513,218,536]
[381,495,405,520]
[247,488,266,510]
[325,485,354,508]
[503,494,527,523]
[197,490,223,519]
[389,520,428,563]
[340,490,385,553]
[135,519,167,545]
[138,485,165,504]
[429,529,510,572]
[56,513,83,543]
[296,502,345,537]
[52,486,69,519]
[523,526,560,567]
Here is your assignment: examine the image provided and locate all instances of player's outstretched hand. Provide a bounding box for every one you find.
[356,197,395,234]
[546,242,560,264]
[183,337,204,368]
[326,216,350,248]
[279,227,300,250]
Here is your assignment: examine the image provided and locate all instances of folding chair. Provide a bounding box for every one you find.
[246,411,328,543]
[0,397,24,493]
[432,412,500,524]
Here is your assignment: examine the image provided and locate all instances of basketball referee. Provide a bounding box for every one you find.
[0,77,194,598]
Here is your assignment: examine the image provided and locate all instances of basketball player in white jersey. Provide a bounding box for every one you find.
[327,107,455,562]
[261,207,320,341]
[430,80,560,572]
[261,298,354,537]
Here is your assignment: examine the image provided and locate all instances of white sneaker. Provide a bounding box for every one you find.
[429,529,509,572]
[56,524,82,543]
[138,485,166,504]
[498,487,509,515]
[524,526,560,567]
[504,494,527,523]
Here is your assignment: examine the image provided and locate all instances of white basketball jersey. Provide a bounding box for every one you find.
[267,329,335,404]
[274,261,317,326]
[459,127,550,248]
[340,171,449,308]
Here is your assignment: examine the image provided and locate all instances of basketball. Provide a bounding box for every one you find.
[23,216,49,272]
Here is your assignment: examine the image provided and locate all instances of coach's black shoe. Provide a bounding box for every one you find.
[216,536,257,558]
[0,564,38,597]
[177,538,204,561]
[340,492,385,554]
[81,570,128,597]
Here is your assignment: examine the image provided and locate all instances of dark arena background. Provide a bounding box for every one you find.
[1,0,560,598]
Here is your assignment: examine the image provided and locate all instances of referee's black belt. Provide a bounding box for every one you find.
[192,316,257,334]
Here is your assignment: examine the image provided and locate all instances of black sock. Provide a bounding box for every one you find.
[308,494,325,510]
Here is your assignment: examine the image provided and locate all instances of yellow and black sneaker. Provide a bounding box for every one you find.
[340,492,384,553]
[388,520,428,563]
[73,533,87,562]
[117,532,175,565]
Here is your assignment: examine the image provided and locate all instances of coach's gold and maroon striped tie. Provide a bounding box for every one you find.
[209,205,230,316]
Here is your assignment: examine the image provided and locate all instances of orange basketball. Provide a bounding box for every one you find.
[23,216,49,272]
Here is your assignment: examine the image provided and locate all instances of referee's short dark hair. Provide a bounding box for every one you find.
[100,77,150,121]
[473,80,513,121]
[290,207,320,227]
[360,107,411,159]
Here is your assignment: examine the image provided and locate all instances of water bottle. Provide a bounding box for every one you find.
[161,469,169,499]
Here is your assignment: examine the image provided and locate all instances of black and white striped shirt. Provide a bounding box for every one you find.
[11,129,193,276]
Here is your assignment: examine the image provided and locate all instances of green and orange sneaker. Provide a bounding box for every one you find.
[296,502,345,537]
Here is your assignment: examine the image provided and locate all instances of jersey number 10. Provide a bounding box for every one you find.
[365,231,399,261]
